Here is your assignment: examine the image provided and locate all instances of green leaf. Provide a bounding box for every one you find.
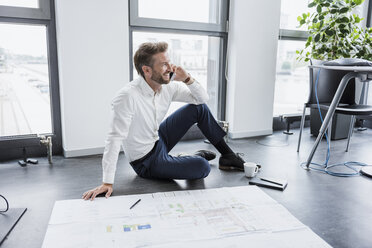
[339,7,349,13]
[308,2,317,7]
[302,13,307,20]
[325,29,334,36]
[300,19,306,25]
[297,16,302,22]
[336,16,349,23]
[314,33,321,42]
[354,0,363,5]
[317,5,322,13]
[319,20,324,29]
[330,8,338,14]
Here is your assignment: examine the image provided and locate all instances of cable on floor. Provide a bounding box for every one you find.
[0,194,9,213]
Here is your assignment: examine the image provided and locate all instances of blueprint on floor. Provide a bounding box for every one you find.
[42,186,331,248]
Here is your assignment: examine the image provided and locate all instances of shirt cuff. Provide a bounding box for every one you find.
[103,172,115,184]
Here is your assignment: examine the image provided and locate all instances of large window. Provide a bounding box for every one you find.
[129,0,228,121]
[0,0,61,160]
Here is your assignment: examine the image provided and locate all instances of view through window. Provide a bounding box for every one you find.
[0,23,51,137]
[274,40,309,116]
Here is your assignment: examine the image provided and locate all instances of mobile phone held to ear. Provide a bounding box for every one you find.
[169,72,176,81]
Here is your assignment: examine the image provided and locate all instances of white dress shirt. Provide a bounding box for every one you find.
[102,76,209,184]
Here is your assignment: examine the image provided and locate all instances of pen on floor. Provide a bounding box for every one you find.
[129,199,141,209]
[259,177,284,186]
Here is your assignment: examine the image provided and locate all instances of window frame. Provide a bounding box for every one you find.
[0,0,62,161]
[128,0,229,121]
[367,0,372,27]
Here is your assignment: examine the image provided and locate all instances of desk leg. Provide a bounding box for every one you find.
[305,72,360,169]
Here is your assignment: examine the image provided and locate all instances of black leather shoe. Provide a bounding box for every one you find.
[218,153,245,171]
[177,150,216,161]
[194,150,216,161]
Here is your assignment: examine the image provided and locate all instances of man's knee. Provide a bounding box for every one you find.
[197,158,211,178]
[184,103,209,112]
[195,103,209,112]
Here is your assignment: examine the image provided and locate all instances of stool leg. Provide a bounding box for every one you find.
[346,115,356,152]
[327,117,332,151]
[297,105,307,152]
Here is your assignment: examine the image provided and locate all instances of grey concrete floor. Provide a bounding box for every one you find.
[1,128,372,248]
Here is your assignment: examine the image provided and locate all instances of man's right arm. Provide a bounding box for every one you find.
[83,92,135,200]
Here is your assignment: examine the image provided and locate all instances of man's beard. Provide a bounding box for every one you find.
[151,70,169,85]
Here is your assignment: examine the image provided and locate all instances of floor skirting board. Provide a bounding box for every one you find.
[228,129,272,139]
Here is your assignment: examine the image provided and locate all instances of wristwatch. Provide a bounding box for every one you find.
[183,74,194,85]
[183,75,191,83]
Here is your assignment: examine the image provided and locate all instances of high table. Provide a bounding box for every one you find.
[305,65,372,169]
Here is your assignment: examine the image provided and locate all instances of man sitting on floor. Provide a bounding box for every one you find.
[83,42,245,200]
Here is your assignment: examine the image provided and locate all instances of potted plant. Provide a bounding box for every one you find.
[296,0,372,61]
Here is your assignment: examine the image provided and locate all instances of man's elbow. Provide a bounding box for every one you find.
[201,93,209,104]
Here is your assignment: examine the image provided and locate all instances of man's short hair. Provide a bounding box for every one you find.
[134,42,168,78]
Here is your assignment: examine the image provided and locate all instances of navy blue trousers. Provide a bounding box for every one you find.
[130,104,226,180]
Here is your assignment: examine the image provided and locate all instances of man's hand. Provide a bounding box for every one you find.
[82,183,113,201]
[171,65,189,82]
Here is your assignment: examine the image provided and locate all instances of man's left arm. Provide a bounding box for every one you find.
[171,66,209,104]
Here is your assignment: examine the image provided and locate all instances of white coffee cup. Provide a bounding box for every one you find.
[244,162,259,178]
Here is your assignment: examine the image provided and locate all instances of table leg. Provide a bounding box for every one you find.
[305,72,360,169]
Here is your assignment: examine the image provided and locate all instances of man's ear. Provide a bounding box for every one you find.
[142,65,152,77]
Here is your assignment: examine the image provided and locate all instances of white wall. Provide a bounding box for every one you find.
[226,0,281,138]
[55,0,129,157]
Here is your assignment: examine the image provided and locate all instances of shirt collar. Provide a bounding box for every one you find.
[139,76,162,96]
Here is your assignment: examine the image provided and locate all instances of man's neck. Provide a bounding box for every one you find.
[144,77,162,93]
